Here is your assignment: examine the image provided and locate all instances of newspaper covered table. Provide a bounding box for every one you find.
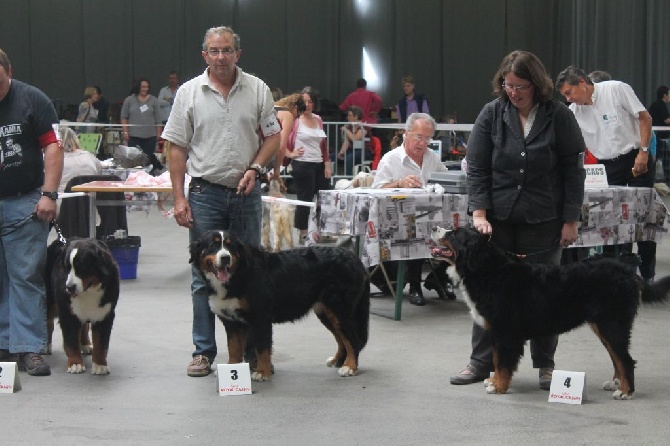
[310,186,669,320]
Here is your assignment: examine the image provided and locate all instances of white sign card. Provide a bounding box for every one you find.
[217,363,252,396]
[584,164,609,189]
[0,362,22,393]
[548,369,586,404]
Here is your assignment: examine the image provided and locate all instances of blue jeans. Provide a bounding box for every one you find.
[188,180,262,361]
[0,190,49,354]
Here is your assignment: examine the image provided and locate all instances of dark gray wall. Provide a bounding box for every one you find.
[1,0,668,122]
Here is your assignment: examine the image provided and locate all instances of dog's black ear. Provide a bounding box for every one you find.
[188,240,201,265]
[464,232,490,272]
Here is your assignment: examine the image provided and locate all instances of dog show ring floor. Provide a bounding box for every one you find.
[5,203,670,445]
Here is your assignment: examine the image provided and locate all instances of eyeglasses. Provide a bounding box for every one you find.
[206,48,237,57]
[410,132,433,144]
[502,83,533,92]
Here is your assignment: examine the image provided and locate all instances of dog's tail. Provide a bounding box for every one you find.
[641,275,670,304]
[355,277,371,349]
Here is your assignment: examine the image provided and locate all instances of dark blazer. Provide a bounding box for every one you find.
[467,98,586,224]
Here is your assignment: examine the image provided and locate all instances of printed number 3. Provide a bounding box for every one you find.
[230,370,238,381]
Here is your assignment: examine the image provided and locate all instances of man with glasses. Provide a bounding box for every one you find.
[0,48,62,376]
[556,66,655,284]
[372,112,450,306]
[162,26,280,377]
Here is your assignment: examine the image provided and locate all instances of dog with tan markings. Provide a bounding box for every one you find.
[47,238,119,374]
[430,226,670,399]
[190,230,370,381]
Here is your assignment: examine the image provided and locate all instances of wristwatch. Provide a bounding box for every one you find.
[640,146,649,153]
[41,191,58,201]
[247,163,263,178]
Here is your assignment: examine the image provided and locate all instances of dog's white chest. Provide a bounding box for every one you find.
[209,296,246,323]
[206,279,246,322]
[70,285,112,323]
[447,265,487,328]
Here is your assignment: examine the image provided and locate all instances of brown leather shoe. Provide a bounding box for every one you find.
[539,367,553,390]
[450,364,489,385]
[187,355,211,377]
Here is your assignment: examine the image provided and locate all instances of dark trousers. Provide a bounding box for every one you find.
[128,136,163,170]
[291,160,330,230]
[469,219,563,372]
[601,149,656,279]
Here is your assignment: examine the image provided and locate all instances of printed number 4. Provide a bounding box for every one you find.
[230,369,238,381]
[564,377,571,388]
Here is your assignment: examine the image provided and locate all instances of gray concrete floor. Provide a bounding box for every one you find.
[5,201,670,445]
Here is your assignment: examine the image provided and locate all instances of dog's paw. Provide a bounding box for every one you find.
[81,344,93,355]
[602,379,620,391]
[91,363,110,375]
[251,371,271,381]
[67,363,86,374]
[485,382,497,394]
[613,390,633,400]
[338,366,357,377]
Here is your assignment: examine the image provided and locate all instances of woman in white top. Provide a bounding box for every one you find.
[76,86,99,133]
[287,87,332,242]
[57,126,102,213]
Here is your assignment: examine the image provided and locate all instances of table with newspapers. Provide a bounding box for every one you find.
[310,186,669,320]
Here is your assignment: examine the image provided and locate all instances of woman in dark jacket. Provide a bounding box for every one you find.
[450,50,586,389]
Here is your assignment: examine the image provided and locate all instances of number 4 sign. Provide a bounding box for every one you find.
[0,362,22,394]
[217,363,252,396]
[548,370,586,404]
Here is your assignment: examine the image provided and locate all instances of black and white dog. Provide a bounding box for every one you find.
[46,238,119,374]
[190,230,370,381]
[430,226,670,399]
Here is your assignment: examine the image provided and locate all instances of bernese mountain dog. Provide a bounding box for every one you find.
[430,226,670,399]
[46,238,120,374]
[189,230,370,381]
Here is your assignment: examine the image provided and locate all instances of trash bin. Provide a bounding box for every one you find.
[104,235,142,280]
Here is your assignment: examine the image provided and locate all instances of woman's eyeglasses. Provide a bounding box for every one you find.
[502,83,532,92]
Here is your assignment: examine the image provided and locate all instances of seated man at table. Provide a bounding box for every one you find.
[372,112,451,305]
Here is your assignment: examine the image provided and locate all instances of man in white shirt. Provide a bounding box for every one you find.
[162,26,280,377]
[556,66,656,283]
[373,112,450,305]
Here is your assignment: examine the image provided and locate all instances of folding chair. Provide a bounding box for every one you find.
[77,133,102,155]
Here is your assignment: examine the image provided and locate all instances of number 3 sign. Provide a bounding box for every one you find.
[217,363,252,396]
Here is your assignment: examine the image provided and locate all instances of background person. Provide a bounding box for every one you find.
[396,75,430,123]
[648,85,670,144]
[162,26,280,377]
[336,105,371,176]
[56,126,102,212]
[372,112,450,305]
[339,78,382,124]
[121,77,164,175]
[556,65,655,284]
[289,86,331,243]
[0,48,63,376]
[92,86,109,124]
[450,51,586,388]
[270,92,306,188]
[76,86,99,133]
[157,71,180,124]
